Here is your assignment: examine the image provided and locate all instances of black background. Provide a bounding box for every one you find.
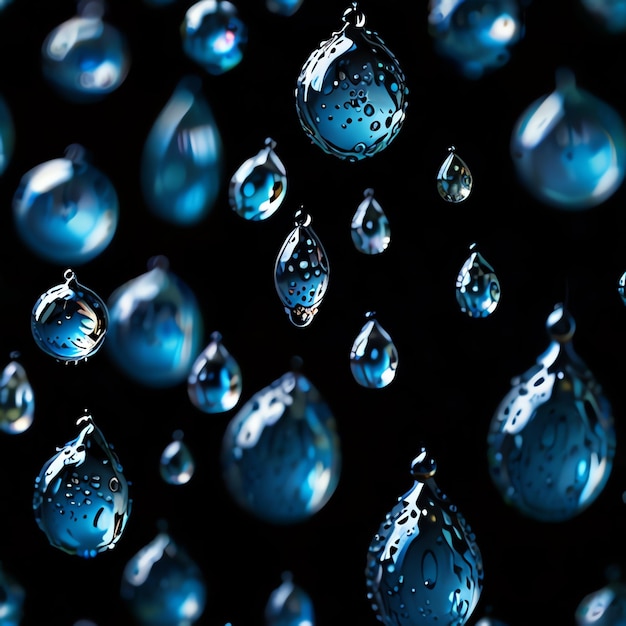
[1,0,626,624]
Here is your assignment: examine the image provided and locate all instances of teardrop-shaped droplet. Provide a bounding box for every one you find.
[487,303,616,522]
[229,137,288,221]
[437,145,473,202]
[33,412,132,557]
[274,209,330,328]
[350,311,398,388]
[106,255,204,387]
[618,270,626,305]
[121,529,207,625]
[188,331,242,413]
[181,0,248,75]
[351,188,391,254]
[0,94,15,177]
[221,361,342,524]
[141,76,224,225]
[511,67,626,210]
[366,447,484,625]
[579,0,626,33]
[0,353,34,434]
[456,243,501,318]
[41,0,130,103]
[266,0,304,16]
[295,4,409,161]
[160,430,195,485]
[0,563,25,625]
[13,144,119,265]
[576,580,626,625]
[31,269,109,363]
[265,571,316,626]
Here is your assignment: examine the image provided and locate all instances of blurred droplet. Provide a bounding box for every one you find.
[0,352,34,434]
[576,580,626,625]
[579,0,626,32]
[266,0,304,16]
[0,563,25,626]
[265,572,315,626]
[160,430,195,485]
[0,94,15,176]
[350,188,390,255]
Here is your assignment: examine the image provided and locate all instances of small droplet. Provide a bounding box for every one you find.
[0,563,25,624]
[160,430,195,485]
[455,243,501,318]
[575,580,626,625]
[266,0,304,16]
[0,354,34,434]
[436,146,473,202]
[265,571,316,626]
[617,270,626,305]
[0,94,14,176]
[351,189,391,254]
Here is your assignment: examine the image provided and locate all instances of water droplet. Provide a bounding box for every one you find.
[188,331,242,413]
[618,270,626,305]
[229,137,288,221]
[160,430,195,485]
[0,354,34,434]
[266,0,304,16]
[274,209,330,328]
[31,269,109,364]
[106,256,204,387]
[487,303,616,521]
[13,144,119,265]
[221,361,342,524]
[0,94,15,176]
[366,447,484,625]
[181,0,248,75]
[33,412,131,557]
[436,146,473,202]
[456,243,501,318]
[295,3,409,161]
[0,563,25,624]
[579,0,626,33]
[351,188,391,254]
[576,580,626,625]
[141,76,224,225]
[265,571,316,626]
[511,67,626,210]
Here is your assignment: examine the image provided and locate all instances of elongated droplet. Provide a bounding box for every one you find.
[274,209,330,328]
[617,270,626,305]
[265,571,315,626]
[33,412,132,557]
[487,303,616,522]
[0,352,34,434]
[141,76,223,225]
[350,311,398,388]
[188,331,242,413]
[351,188,390,254]
[229,137,288,221]
[0,94,15,176]
[437,145,473,202]
[576,579,626,625]
[366,447,484,626]
[160,430,195,485]
[456,243,500,317]
[0,563,25,625]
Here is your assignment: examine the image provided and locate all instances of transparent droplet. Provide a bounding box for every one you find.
[618,270,626,305]
[121,528,207,625]
[41,0,131,103]
[181,0,248,75]
[456,243,501,318]
[141,76,224,225]
[229,137,288,221]
[0,353,34,434]
[351,188,390,255]
[436,145,473,202]
[266,0,304,16]
[0,94,15,177]
[579,0,626,33]
[265,571,315,626]
[487,303,616,522]
[475,619,510,626]
[511,67,626,210]
[13,144,119,265]
[221,360,342,524]
[33,412,132,557]
[366,447,484,626]
[188,331,242,413]
[350,311,398,388]
[106,255,204,388]
[428,0,525,79]
[295,3,409,161]
[274,209,330,328]
[576,580,626,625]
[160,430,195,485]
[31,269,109,364]
[0,563,25,625]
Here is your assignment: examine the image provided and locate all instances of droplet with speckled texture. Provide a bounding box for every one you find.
[265,572,316,626]
[456,243,500,318]
[437,146,473,202]
[351,188,390,254]
[0,353,34,434]
[160,430,195,485]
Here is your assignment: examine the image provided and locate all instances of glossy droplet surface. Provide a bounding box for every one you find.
[266,0,304,16]
[576,580,626,625]
[31,269,109,363]
[13,144,119,265]
[618,270,626,305]
[221,367,341,524]
[295,4,409,161]
[33,413,131,557]
[366,447,484,626]
[580,0,626,32]
[106,256,204,387]
[0,563,25,625]
[351,188,390,254]
[0,357,34,434]
[0,94,15,176]
[181,0,248,75]
[188,331,242,413]
[437,146,473,202]
[141,76,223,225]
[456,243,500,318]
[274,210,330,328]
[265,572,316,626]
[487,304,616,522]
[160,431,195,485]
[511,68,626,210]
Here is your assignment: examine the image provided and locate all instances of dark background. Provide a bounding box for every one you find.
[0,0,626,624]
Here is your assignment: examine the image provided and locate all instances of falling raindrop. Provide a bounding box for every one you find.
[160,430,195,485]
[456,243,501,318]
[436,146,473,202]
[350,189,391,255]
[265,572,315,626]
[0,352,34,434]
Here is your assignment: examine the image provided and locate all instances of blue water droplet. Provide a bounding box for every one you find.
[0,563,25,625]
[295,4,408,161]
[456,243,500,318]
[229,137,288,221]
[0,355,34,434]
[160,430,195,485]
[576,580,626,625]
[0,94,15,176]
[351,189,391,255]
[366,447,484,625]
[33,412,132,557]
[487,303,616,522]
[141,76,224,225]
[265,571,316,626]
[266,0,304,16]
[580,0,626,32]
[618,270,626,305]
[13,144,119,265]
[106,256,204,387]
[437,145,473,203]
